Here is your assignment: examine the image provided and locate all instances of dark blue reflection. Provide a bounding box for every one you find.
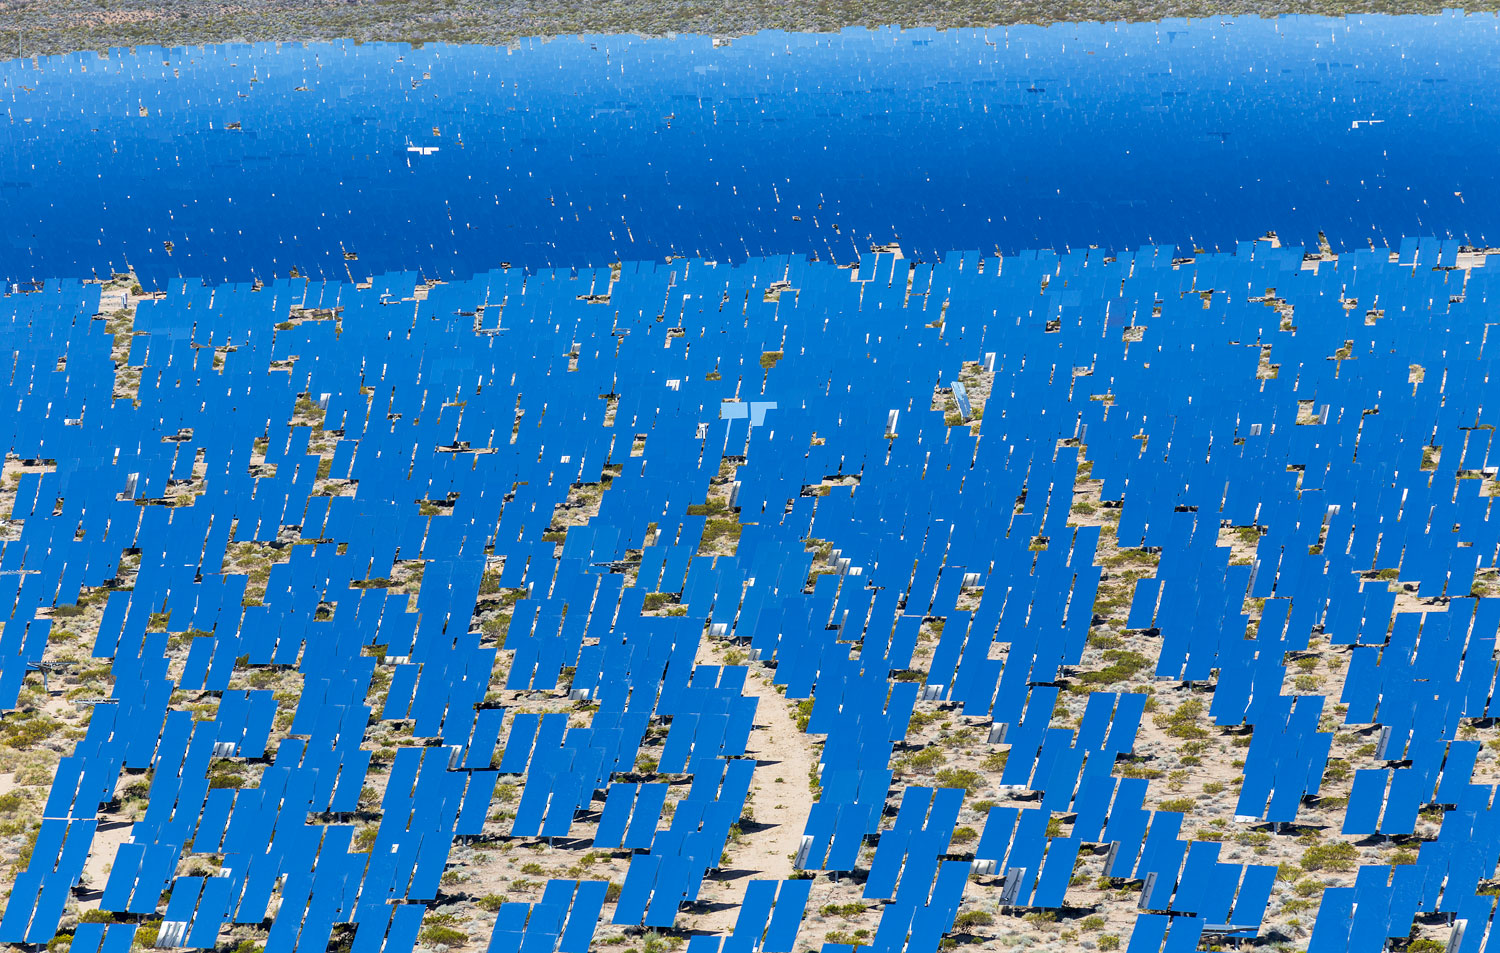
[3,14,1500,285]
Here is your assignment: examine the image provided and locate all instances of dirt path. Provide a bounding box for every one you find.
[78,820,134,907]
[687,636,820,936]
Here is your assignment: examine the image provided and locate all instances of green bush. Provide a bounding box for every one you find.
[419,925,467,947]
[903,748,946,772]
[1118,760,1164,780]
[701,518,742,546]
[16,826,41,868]
[207,763,246,790]
[0,711,60,748]
[1301,841,1358,872]
[950,826,978,845]
[935,768,981,790]
[1154,697,1208,739]
[907,711,939,730]
[1072,649,1151,688]
[132,920,162,949]
[354,826,378,851]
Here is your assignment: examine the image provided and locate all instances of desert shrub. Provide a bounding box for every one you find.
[902,748,946,773]
[1301,842,1358,871]
[1072,650,1151,689]
[950,826,978,845]
[1154,697,1208,739]
[419,925,466,947]
[935,768,981,790]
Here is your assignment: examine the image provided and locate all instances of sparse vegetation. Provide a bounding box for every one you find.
[1301,841,1358,872]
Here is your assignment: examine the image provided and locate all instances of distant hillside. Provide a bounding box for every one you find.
[3,0,1496,59]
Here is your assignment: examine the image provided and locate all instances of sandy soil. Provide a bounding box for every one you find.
[686,636,819,936]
